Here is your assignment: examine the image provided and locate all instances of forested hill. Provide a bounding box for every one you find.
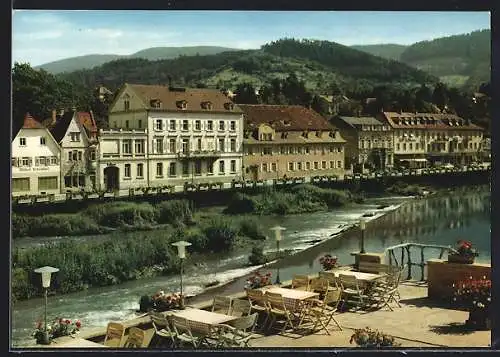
[59,38,437,97]
[399,29,490,89]
[349,44,408,61]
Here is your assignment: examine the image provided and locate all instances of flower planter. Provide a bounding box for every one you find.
[448,254,475,264]
[466,308,492,330]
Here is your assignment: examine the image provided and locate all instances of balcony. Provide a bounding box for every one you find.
[176,150,221,159]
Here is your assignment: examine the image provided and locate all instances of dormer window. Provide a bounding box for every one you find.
[150,99,162,109]
[201,101,213,110]
[316,131,322,137]
[176,100,187,110]
[224,102,234,110]
[281,132,288,139]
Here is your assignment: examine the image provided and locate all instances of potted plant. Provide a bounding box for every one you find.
[139,290,183,312]
[245,271,272,289]
[452,276,492,330]
[319,254,338,271]
[349,327,400,348]
[33,318,82,345]
[448,240,479,264]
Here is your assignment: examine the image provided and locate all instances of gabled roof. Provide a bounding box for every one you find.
[238,104,334,131]
[76,111,98,135]
[22,113,44,129]
[114,83,242,114]
[336,116,385,127]
[48,111,89,143]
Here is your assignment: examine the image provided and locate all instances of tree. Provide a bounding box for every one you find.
[432,82,449,111]
[233,83,259,104]
[311,95,330,116]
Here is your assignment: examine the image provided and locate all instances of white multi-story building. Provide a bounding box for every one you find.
[12,113,61,196]
[99,83,244,191]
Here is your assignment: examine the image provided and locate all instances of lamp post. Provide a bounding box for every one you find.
[171,241,191,309]
[34,266,59,345]
[359,218,366,254]
[270,226,286,285]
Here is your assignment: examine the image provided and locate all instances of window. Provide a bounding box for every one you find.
[169,139,176,153]
[219,160,225,174]
[137,163,144,178]
[155,138,163,153]
[409,143,413,150]
[182,139,189,153]
[123,140,132,154]
[19,138,26,146]
[207,120,213,131]
[70,132,81,142]
[195,120,201,131]
[306,162,311,170]
[397,143,401,150]
[78,151,82,161]
[314,162,319,170]
[155,119,163,131]
[38,176,58,190]
[337,161,342,168]
[182,120,188,131]
[169,120,176,131]
[305,146,310,154]
[262,163,268,172]
[125,120,129,129]
[12,178,30,192]
[182,161,189,176]
[263,147,272,155]
[207,162,213,174]
[230,139,236,152]
[197,138,202,151]
[169,162,176,177]
[403,143,407,151]
[64,175,71,187]
[271,162,277,172]
[22,157,30,166]
[320,161,326,169]
[219,121,225,131]
[330,161,334,169]
[138,120,142,129]
[218,138,225,152]
[195,161,202,175]
[135,140,145,154]
[230,160,236,173]
[288,162,294,171]
[40,137,46,145]
[297,162,302,171]
[124,164,131,178]
[230,121,236,131]
[90,151,96,161]
[156,163,163,177]
[124,97,130,111]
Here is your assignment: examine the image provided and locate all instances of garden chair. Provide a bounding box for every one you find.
[150,312,177,348]
[170,316,199,348]
[338,274,367,311]
[291,274,310,291]
[186,319,224,348]
[246,289,270,330]
[211,296,232,315]
[103,322,125,347]
[309,277,331,296]
[123,327,145,348]
[219,313,259,347]
[265,292,296,333]
[230,298,252,317]
[371,268,403,311]
[319,271,340,289]
[306,289,343,335]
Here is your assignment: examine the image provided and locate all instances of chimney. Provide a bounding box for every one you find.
[52,109,57,124]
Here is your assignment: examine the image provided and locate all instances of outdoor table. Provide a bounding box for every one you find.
[50,337,110,348]
[328,270,387,282]
[166,307,238,325]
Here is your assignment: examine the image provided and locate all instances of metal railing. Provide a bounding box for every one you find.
[385,243,457,281]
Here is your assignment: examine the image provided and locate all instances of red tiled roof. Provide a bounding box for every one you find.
[238,104,334,131]
[77,111,97,133]
[22,113,44,129]
[126,84,242,113]
[381,112,483,131]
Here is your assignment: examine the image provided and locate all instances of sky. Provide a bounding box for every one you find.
[12,10,490,67]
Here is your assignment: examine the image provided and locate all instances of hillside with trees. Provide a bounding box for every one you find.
[350,44,408,61]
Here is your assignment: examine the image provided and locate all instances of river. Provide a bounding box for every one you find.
[10,186,490,347]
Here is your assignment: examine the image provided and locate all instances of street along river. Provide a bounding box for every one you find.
[11,186,490,347]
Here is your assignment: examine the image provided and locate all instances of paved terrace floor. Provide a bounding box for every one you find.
[247,281,491,348]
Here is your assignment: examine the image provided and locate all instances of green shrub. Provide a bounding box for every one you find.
[12,214,101,238]
[224,193,256,214]
[248,245,267,265]
[87,202,157,227]
[156,200,193,225]
[202,216,238,251]
[238,217,266,240]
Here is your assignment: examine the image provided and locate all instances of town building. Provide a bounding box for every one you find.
[238,104,346,181]
[101,83,244,191]
[44,110,99,192]
[379,112,484,168]
[12,113,61,196]
[330,115,393,172]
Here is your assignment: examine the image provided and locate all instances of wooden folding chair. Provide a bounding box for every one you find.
[230,298,252,317]
[319,271,340,289]
[170,316,199,348]
[212,296,232,315]
[338,274,366,310]
[372,268,403,311]
[150,312,177,348]
[291,274,310,291]
[246,289,270,330]
[219,313,259,347]
[103,322,125,347]
[123,327,145,348]
[306,289,343,334]
[265,292,296,333]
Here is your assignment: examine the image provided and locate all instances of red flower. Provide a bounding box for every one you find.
[75,320,81,329]
[65,319,71,324]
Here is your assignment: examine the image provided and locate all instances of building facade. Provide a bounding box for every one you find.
[379,112,484,168]
[239,105,346,181]
[100,83,244,190]
[12,113,61,196]
[330,115,393,172]
[44,111,99,192]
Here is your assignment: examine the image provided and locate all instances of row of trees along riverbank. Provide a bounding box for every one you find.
[12,185,358,301]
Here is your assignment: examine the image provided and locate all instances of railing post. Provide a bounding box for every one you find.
[406,245,412,280]
[388,250,392,266]
[420,247,425,281]
[438,248,444,259]
[401,247,405,270]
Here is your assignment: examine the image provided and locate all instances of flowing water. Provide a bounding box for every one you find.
[10,187,490,347]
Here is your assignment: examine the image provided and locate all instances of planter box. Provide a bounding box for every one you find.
[467,308,492,330]
[448,254,475,264]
